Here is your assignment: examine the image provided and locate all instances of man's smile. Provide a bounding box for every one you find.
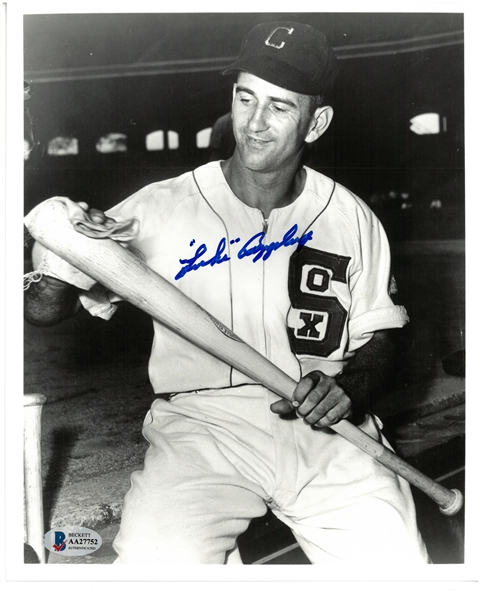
[244,134,271,148]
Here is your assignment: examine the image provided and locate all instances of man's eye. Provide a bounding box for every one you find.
[272,105,287,113]
[239,96,253,105]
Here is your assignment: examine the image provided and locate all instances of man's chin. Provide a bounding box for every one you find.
[238,149,272,172]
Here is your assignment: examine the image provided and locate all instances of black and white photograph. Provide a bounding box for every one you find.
[3,0,478,593]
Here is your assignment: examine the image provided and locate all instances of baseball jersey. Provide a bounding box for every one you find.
[100,161,407,394]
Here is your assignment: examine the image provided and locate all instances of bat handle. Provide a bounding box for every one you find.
[331,419,464,516]
[24,393,47,564]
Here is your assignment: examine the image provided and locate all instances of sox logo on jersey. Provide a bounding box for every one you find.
[288,246,351,358]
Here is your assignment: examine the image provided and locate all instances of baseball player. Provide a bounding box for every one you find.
[24,21,429,565]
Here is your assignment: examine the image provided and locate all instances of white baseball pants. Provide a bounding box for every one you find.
[113,386,429,565]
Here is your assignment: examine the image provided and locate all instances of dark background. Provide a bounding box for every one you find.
[24,12,464,241]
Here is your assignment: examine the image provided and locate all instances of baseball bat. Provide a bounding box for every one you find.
[24,393,47,564]
[25,198,464,516]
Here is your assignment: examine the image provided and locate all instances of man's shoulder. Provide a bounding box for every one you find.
[131,162,222,207]
[109,162,224,222]
[306,167,359,201]
[141,168,197,198]
[304,167,383,243]
[306,167,375,217]
[148,161,221,195]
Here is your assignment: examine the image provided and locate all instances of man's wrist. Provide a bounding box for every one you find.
[40,274,72,290]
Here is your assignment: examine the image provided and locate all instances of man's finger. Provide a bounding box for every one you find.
[311,397,353,427]
[270,398,296,414]
[292,371,322,407]
[89,209,108,223]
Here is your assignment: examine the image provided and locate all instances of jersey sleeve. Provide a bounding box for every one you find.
[78,184,161,319]
[346,207,408,353]
[104,183,158,226]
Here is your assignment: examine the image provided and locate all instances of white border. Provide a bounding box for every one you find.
[3,0,479,593]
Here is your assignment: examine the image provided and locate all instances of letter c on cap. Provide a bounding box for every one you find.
[265,27,294,49]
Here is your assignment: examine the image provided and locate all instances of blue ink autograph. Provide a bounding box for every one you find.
[175,224,313,280]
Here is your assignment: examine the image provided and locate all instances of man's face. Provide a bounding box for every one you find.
[231,72,317,173]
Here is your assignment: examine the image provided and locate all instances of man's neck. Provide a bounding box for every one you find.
[221,154,306,219]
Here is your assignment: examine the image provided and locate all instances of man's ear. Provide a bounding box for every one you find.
[305,106,334,144]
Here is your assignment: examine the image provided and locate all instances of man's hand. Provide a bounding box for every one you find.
[269,331,398,427]
[270,370,353,427]
[77,202,116,226]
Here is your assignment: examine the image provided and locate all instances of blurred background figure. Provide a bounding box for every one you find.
[209,111,236,160]
[24,81,40,161]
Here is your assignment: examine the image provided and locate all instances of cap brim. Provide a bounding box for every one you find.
[222,59,246,77]
[222,55,322,96]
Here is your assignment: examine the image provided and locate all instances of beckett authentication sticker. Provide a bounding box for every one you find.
[45,527,102,556]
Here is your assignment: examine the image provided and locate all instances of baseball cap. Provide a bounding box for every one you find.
[223,21,339,95]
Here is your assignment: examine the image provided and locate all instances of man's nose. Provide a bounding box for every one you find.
[247,104,268,132]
